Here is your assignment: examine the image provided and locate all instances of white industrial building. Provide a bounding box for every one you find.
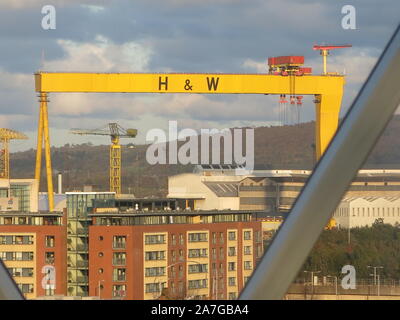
[333,196,400,229]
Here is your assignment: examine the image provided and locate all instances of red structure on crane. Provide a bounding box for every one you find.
[313,44,352,75]
[268,56,312,125]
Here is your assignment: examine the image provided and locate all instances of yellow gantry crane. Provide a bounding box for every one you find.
[0,128,28,179]
[34,47,347,210]
[70,123,137,194]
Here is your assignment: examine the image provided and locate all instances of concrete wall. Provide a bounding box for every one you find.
[333,197,400,228]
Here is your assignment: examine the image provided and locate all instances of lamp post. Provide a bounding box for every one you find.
[303,270,320,300]
[154,259,208,300]
[326,275,338,300]
[367,266,384,296]
[98,279,104,300]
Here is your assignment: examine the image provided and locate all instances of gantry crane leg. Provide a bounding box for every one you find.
[314,93,343,159]
[35,92,54,211]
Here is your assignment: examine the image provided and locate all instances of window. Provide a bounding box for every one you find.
[8,268,33,277]
[188,248,208,258]
[212,248,217,260]
[170,266,176,278]
[228,262,236,271]
[179,249,184,261]
[45,252,55,264]
[188,264,208,274]
[228,247,236,256]
[146,282,165,293]
[244,231,251,240]
[228,231,236,241]
[145,267,166,277]
[228,277,236,286]
[145,234,165,245]
[45,236,55,248]
[113,252,126,265]
[244,261,252,270]
[188,279,208,289]
[219,247,224,259]
[188,233,208,242]
[229,292,237,299]
[0,235,33,245]
[255,231,262,243]
[171,234,176,245]
[219,232,224,244]
[244,246,252,255]
[0,236,13,245]
[99,236,104,241]
[178,265,183,278]
[113,268,126,282]
[45,288,55,296]
[18,283,34,294]
[113,236,126,249]
[244,276,250,284]
[179,234,184,245]
[113,285,127,298]
[145,251,165,261]
[256,245,263,258]
[212,232,216,244]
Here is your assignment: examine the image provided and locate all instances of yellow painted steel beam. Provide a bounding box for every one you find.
[35,72,343,95]
[36,93,54,211]
[34,97,44,182]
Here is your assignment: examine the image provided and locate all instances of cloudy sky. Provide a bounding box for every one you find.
[0,0,399,151]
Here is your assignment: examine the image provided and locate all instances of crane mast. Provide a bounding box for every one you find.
[0,128,28,180]
[70,123,137,194]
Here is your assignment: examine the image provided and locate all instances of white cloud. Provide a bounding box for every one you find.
[43,35,152,72]
[242,59,266,73]
[0,0,108,9]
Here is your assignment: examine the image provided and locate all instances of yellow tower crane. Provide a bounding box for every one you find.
[70,123,137,194]
[0,128,28,179]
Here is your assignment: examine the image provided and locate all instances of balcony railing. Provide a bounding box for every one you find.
[113,259,126,266]
[76,276,89,283]
[76,260,89,268]
[76,244,89,251]
[113,275,126,282]
[113,243,126,249]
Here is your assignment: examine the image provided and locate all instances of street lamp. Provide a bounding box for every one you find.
[326,275,338,300]
[154,260,208,300]
[97,279,104,300]
[367,266,384,296]
[303,270,320,300]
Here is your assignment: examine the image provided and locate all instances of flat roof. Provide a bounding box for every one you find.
[0,211,63,216]
[65,192,115,195]
[89,209,271,217]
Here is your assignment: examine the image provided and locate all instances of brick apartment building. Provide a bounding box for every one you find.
[88,210,263,300]
[0,211,67,298]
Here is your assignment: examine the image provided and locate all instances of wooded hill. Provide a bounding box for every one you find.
[298,223,400,279]
[10,115,400,197]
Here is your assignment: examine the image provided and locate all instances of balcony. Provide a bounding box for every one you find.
[76,260,89,268]
[76,276,89,283]
[76,228,87,235]
[113,242,126,249]
[76,244,89,252]
[113,259,126,266]
[113,275,126,282]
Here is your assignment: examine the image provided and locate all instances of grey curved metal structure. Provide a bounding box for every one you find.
[240,23,400,300]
